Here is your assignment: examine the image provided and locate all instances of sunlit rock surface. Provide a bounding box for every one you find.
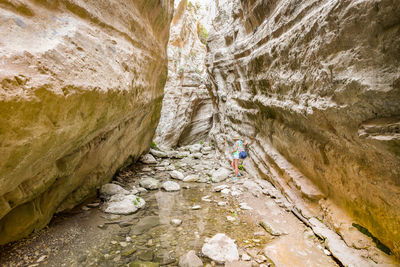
[0,0,173,244]
[206,0,400,257]
[155,0,216,147]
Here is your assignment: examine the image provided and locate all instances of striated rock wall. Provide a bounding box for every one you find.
[0,0,173,244]
[206,0,400,258]
[155,0,215,148]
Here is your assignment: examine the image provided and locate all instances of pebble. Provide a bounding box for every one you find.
[97,224,107,229]
[86,202,100,208]
[202,195,211,202]
[253,231,265,236]
[221,188,230,195]
[217,201,227,206]
[213,184,228,192]
[227,216,236,222]
[242,253,251,261]
[191,205,201,210]
[171,219,182,226]
[239,202,253,210]
[111,241,117,245]
[113,255,121,262]
[194,231,200,239]
[255,255,267,263]
[120,242,128,247]
[37,255,47,263]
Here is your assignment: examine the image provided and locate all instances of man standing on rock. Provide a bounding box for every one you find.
[231,136,246,180]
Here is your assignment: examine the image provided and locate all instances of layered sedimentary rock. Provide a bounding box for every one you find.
[206,0,400,258]
[155,0,214,147]
[0,0,173,244]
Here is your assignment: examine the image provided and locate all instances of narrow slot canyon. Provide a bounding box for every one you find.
[0,0,399,266]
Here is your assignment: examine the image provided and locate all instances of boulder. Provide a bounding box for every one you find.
[179,250,203,267]
[175,151,190,159]
[189,144,202,153]
[201,233,239,263]
[170,170,185,180]
[211,168,231,183]
[213,184,229,192]
[100,184,129,197]
[104,194,145,215]
[202,147,213,153]
[162,181,181,191]
[192,153,203,159]
[239,203,253,210]
[150,149,168,158]
[160,160,170,166]
[140,154,157,164]
[139,178,160,190]
[183,174,199,182]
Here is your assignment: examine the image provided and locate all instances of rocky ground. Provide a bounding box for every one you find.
[0,144,348,267]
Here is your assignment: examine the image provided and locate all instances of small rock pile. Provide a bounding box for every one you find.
[101,143,233,215]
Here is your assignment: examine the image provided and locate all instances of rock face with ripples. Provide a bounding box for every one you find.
[154,0,214,147]
[0,0,173,244]
[206,0,400,256]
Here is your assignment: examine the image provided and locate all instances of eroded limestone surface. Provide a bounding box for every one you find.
[155,0,215,148]
[0,0,173,244]
[205,0,400,258]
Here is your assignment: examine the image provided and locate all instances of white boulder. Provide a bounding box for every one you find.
[202,146,212,153]
[174,151,190,159]
[139,178,160,190]
[104,194,145,215]
[140,154,157,164]
[162,181,181,191]
[183,174,199,182]
[170,170,185,180]
[201,233,239,263]
[211,168,231,183]
[189,144,202,153]
[100,183,129,196]
[149,148,167,158]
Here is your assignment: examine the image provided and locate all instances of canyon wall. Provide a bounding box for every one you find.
[155,0,214,148]
[0,0,173,244]
[206,0,400,258]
